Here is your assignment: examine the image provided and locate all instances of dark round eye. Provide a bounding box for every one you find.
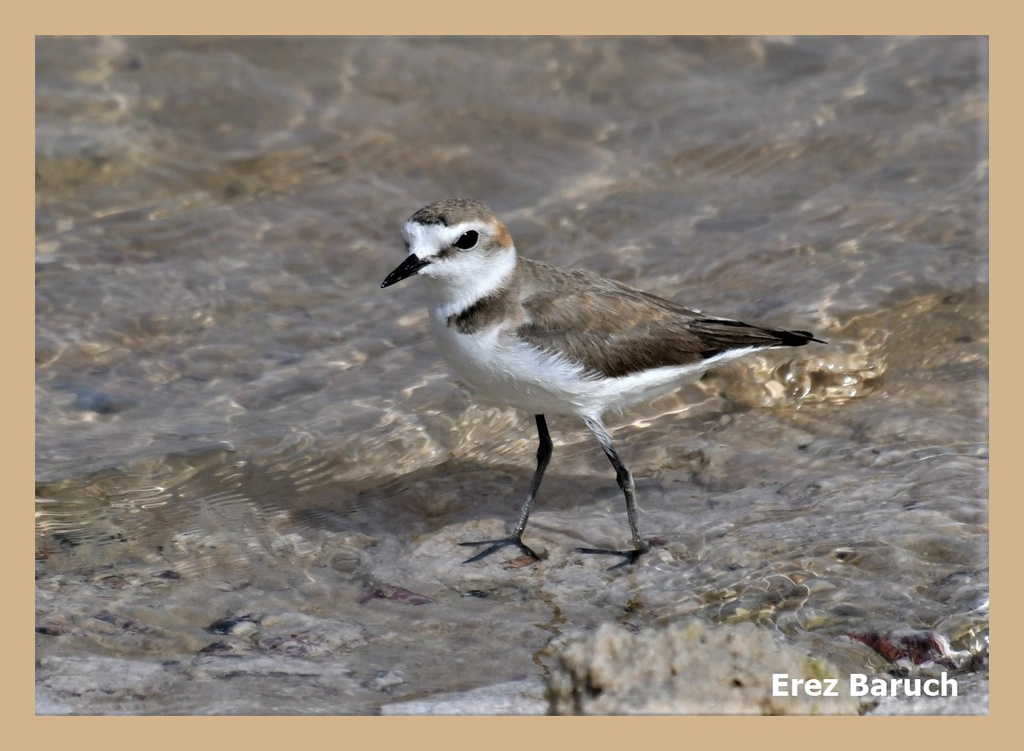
[453,230,478,250]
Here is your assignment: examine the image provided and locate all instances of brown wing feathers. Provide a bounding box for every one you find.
[514,260,820,378]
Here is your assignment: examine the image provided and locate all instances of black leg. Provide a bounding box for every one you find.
[576,416,652,569]
[459,414,552,563]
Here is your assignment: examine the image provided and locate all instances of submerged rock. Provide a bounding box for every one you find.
[547,619,863,715]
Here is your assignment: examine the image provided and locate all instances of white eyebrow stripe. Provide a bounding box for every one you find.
[403,220,494,258]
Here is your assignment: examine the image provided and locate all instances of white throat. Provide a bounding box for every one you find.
[423,249,517,320]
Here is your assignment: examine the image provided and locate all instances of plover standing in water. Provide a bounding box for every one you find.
[382,199,824,568]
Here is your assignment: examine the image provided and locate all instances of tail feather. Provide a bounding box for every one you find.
[691,318,826,354]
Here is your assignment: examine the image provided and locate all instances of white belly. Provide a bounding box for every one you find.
[427,310,729,418]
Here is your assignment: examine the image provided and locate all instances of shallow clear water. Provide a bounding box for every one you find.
[36,36,988,714]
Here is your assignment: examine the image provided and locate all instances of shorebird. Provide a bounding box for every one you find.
[382,199,824,567]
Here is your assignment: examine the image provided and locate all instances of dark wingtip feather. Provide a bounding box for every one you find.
[780,329,827,346]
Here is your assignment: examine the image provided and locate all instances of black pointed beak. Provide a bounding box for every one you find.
[381,254,430,288]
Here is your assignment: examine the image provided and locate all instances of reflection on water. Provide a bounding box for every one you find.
[36,36,987,714]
